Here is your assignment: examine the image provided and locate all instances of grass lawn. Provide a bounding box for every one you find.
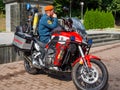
[0,14,6,32]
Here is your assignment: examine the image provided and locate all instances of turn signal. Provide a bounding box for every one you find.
[79,59,83,64]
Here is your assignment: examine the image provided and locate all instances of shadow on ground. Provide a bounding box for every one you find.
[38,70,72,81]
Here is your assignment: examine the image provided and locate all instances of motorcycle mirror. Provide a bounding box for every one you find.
[63,6,69,12]
[26,3,31,11]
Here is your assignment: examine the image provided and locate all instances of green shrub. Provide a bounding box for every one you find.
[84,9,114,30]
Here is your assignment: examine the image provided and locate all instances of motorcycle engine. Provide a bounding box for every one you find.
[32,51,43,66]
[45,48,56,66]
[69,44,77,55]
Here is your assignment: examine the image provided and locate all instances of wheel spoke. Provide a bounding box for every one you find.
[77,75,82,80]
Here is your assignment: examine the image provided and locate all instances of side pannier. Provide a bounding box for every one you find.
[13,26,33,51]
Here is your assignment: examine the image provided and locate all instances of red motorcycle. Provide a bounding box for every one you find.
[13,4,108,90]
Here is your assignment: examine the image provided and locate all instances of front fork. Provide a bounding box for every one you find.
[78,46,91,71]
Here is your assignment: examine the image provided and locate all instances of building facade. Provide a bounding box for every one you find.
[3,0,53,32]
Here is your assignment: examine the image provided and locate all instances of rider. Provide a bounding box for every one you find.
[38,5,59,70]
[38,5,58,44]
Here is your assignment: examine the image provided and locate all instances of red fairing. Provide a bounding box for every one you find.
[72,55,101,67]
[53,43,66,66]
[52,31,83,66]
[52,31,83,43]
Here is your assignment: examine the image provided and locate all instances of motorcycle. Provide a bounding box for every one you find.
[13,4,108,90]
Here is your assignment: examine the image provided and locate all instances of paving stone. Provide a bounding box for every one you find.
[0,43,120,90]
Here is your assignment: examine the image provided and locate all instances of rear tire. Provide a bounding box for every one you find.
[24,55,39,75]
[72,59,108,90]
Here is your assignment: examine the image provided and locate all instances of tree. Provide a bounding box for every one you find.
[53,0,70,17]
[82,0,102,10]
[106,0,120,12]
[101,0,113,11]
[0,0,5,14]
[105,0,120,20]
[53,0,103,18]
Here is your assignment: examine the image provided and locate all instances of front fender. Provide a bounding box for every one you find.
[72,54,101,67]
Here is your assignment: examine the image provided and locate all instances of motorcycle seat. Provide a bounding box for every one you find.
[34,38,46,48]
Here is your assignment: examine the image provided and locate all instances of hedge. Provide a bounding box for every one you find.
[83,9,114,30]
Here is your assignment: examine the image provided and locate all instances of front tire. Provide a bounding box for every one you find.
[72,59,108,90]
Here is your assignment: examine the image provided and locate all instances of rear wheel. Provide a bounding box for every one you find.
[72,59,108,90]
[24,55,39,74]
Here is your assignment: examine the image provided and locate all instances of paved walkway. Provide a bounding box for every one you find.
[0,43,120,90]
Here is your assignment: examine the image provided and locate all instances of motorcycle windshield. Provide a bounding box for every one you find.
[71,18,87,35]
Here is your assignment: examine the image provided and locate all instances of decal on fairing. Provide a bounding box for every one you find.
[51,35,69,44]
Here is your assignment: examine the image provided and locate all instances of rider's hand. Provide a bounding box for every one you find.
[52,13,57,18]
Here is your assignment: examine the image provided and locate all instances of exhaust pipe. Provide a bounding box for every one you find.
[24,55,32,64]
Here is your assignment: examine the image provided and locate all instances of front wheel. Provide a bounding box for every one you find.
[72,59,108,90]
